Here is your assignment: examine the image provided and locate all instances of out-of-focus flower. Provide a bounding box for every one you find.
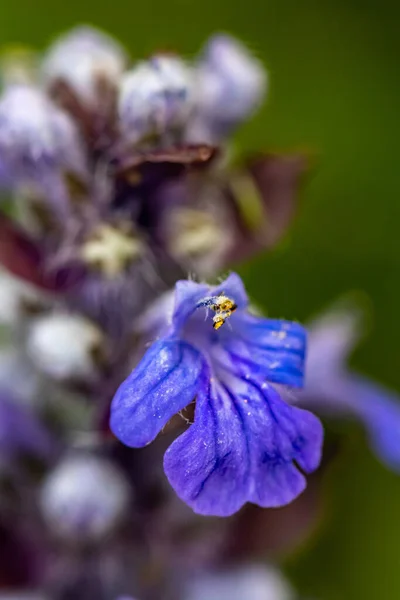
[152,153,306,277]
[297,300,400,471]
[119,55,194,145]
[0,85,86,215]
[40,451,131,543]
[27,312,104,382]
[41,26,128,107]
[183,564,294,600]
[111,273,323,516]
[187,34,267,143]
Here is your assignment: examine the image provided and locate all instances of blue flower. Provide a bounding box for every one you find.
[110,273,323,516]
[298,300,400,471]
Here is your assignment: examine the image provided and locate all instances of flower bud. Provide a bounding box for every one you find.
[40,452,130,543]
[0,85,86,185]
[118,55,194,144]
[41,26,127,106]
[188,34,267,142]
[27,313,104,382]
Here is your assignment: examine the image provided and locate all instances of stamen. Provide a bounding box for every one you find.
[168,208,222,259]
[80,223,142,277]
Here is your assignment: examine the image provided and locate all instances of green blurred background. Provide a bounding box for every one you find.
[2,1,399,597]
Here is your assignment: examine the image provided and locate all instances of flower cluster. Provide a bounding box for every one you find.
[0,22,399,600]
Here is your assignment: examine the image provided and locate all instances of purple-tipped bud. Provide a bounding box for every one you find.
[0,85,86,198]
[118,55,194,144]
[188,34,267,142]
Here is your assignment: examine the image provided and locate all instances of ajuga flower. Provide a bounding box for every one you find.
[111,273,323,516]
[298,300,400,471]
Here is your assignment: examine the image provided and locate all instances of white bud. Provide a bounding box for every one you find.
[40,453,130,542]
[41,26,128,106]
[27,313,103,381]
[0,85,86,180]
[119,55,194,143]
[189,34,267,142]
[184,565,294,600]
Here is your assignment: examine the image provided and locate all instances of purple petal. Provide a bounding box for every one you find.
[306,301,364,387]
[356,377,400,471]
[171,273,248,332]
[172,279,209,330]
[226,312,307,388]
[212,272,249,309]
[110,339,205,447]
[164,378,323,516]
[310,374,400,472]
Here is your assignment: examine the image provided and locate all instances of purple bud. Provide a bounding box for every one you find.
[188,34,267,142]
[119,56,194,144]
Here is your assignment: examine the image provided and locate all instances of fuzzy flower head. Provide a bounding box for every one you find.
[298,299,400,472]
[0,27,304,337]
[0,26,305,340]
[111,273,323,516]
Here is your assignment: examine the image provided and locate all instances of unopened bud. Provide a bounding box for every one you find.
[40,452,130,542]
[27,313,104,382]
